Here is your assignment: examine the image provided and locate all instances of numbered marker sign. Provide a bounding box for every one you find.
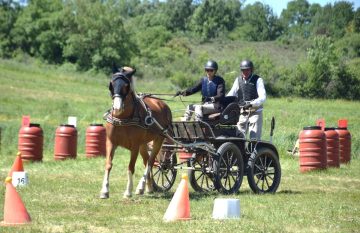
[12,171,29,187]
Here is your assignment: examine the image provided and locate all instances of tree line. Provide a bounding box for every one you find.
[1,0,359,99]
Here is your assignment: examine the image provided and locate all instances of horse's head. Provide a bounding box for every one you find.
[109,66,136,116]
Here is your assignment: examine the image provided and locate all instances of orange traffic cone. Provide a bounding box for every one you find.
[163,174,191,222]
[1,177,31,226]
[8,152,24,177]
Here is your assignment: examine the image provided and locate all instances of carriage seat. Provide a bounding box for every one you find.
[202,96,239,125]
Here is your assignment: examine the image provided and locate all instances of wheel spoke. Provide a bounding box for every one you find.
[198,173,205,187]
[153,167,161,176]
[265,176,271,189]
[205,175,212,189]
[254,171,262,176]
[164,173,172,185]
[230,172,236,184]
[255,163,262,171]
[259,156,264,168]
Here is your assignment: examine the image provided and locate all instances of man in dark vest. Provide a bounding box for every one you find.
[227,60,266,140]
[175,60,225,121]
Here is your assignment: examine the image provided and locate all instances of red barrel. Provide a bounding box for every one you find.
[299,126,327,172]
[324,128,340,168]
[54,124,77,160]
[335,127,351,163]
[179,150,193,161]
[86,124,106,158]
[18,123,43,162]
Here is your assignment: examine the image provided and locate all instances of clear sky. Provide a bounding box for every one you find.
[243,0,360,16]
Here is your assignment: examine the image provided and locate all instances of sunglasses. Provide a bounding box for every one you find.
[241,69,251,72]
[205,69,214,72]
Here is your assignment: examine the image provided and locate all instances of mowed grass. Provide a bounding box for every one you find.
[0,58,360,232]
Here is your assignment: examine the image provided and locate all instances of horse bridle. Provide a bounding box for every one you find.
[110,73,154,124]
[110,73,132,99]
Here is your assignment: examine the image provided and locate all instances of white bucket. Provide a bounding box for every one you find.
[12,171,29,187]
[212,198,240,219]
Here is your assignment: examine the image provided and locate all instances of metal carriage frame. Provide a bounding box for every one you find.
[151,119,282,195]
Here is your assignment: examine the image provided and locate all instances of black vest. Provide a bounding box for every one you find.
[237,74,259,104]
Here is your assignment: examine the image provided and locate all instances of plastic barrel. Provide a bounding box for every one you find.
[54,124,77,160]
[324,128,340,168]
[179,150,193,161]
[299,126,327,172]
[85,124,106,158]
[335,127,351,163]
[18,123,43,162]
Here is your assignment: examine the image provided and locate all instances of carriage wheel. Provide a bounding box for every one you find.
[213,142,244,194]
[188,153,216,192]
[247,147,281,193]
[151,150,177,192]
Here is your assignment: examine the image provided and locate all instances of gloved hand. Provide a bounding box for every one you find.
[174,91,184,97]
[204,97,211,102]
[243,103,252,109]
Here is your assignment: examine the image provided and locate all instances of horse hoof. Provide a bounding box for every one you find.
[145,187,154,194]
[123,192,132,198]
[100,192,109,199]
[135,189,144,195]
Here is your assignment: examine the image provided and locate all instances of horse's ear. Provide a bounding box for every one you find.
[122,67,136,78]
[112,62,120,74]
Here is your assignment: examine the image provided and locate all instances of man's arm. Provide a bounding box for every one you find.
[226,78,239,97]
[212,81,225,102]
[183,79,202,96]
[250,77,266,107]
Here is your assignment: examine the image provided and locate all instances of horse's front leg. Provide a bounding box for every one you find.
[124,147,140,198]
[100,140,116,199]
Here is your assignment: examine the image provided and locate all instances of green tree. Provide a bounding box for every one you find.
[234,2,280,41]
[289,36,360,99]
[310,1,354,38]
[162,0,193,32]
[11,0,64,62]
[280,0,311,37]
[0,0,21,57]
[62,0,135,71]
[189,0,241,40]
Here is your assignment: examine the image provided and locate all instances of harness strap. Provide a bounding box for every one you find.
[106,113,147,127]
[106,93,154,129]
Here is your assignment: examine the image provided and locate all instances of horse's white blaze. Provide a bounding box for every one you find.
[123,170,133,198]
[113,96,122,110]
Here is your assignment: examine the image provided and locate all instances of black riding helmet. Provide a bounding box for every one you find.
[240,60,254,70]
[204,60,218,70]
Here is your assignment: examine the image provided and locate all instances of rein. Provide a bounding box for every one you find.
[138,93,194,103]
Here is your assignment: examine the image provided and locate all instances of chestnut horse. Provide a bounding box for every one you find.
[100,67,172,198]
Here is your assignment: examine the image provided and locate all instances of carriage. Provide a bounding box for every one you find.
[151,101,282,195]
[101,68,281,199]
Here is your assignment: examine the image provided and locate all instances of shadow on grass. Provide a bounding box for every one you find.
[276,189,302,195]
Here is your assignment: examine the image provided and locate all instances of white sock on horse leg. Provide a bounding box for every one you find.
[123,170,133,198]
[135,176,146,195]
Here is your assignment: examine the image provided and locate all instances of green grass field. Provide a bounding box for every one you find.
[0,59,359,232]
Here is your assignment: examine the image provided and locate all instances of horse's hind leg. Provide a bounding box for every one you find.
[100,141,116,199]
[144,137,165,194]
[135,144,150,195]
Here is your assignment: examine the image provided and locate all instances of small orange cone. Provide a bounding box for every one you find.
[163,174,191,222]
[1,177,31,226]
[8,152,24,177]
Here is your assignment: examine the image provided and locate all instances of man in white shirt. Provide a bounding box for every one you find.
[226,60,266,140]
